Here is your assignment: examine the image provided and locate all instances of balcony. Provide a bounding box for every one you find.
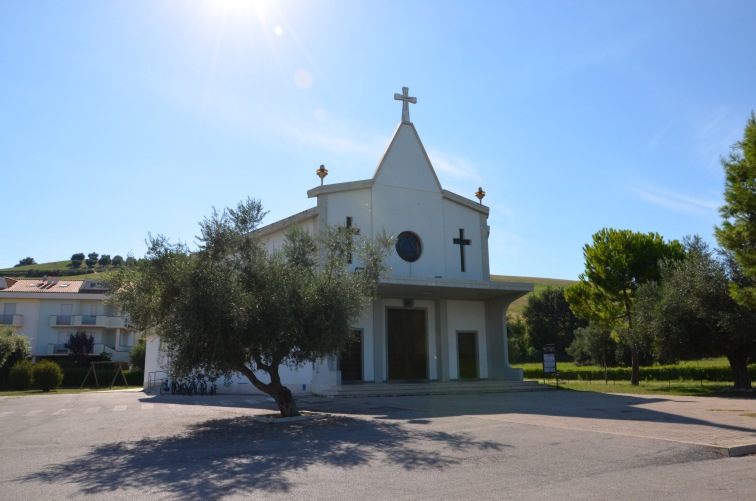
[50,315,127,329]
[0,314,23,327]
[44,343,130,362]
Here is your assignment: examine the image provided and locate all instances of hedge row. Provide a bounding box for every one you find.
[523,364,756,382]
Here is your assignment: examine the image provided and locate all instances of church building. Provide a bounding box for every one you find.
[143,87,533,394]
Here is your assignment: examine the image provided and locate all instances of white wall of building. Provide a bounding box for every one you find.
[446,300,488,379]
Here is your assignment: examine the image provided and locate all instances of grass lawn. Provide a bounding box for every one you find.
[0,386,141,397]
[516,358,756,397]
[513,357,733,372]
[534,379,752,397]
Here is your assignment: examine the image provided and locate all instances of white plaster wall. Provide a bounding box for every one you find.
[261,217,318,253]
[142,333,163,389]
[323,189,372,231]
[442,199,486,280]
[372,185,445,279]
[446,300,488,379]
[142,336,315,395]
[1,298,41,354]
[357,307,374,381]
[39,298,81,353]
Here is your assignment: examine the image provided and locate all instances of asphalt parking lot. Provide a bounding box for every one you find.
[1,389,755,500]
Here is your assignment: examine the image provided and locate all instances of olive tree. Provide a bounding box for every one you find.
[634,237,756,389]
[0,326,30,374]
[109,198,392,417]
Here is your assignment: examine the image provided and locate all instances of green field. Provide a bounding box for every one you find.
[514,357,756,397]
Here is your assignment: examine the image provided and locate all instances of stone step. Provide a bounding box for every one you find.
[317,380,551,398]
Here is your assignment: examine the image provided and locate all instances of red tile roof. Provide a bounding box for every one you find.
[0,278,86,293]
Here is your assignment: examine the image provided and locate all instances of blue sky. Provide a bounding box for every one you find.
[2,0,754,280]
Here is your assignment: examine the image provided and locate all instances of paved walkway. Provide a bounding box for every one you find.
[301,390,756,456]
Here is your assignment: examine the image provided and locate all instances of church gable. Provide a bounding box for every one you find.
[372,122,442,194]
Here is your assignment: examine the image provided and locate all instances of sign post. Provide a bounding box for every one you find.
[542,344,558,388]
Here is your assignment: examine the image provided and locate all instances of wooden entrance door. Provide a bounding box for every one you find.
[387,308,427,380]
[339,331,363,382]
[457,331,478,379]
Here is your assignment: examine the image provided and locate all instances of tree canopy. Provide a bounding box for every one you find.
[0,326,30,387]
[565,228,685,384]
[634,237,756,388]
[522,287,587,360]
[65,331,95,362]
[0,326,30,370]
[109,198,392,417]
[715,111,756,309]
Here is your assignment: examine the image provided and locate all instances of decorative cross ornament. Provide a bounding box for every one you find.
[453,228,471,272]
[394,87,417,123]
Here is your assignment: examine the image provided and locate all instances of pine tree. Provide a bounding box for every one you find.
[715,111,756,308]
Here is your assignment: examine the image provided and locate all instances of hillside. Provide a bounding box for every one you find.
[492,275,578,317]
[0,261,109,280]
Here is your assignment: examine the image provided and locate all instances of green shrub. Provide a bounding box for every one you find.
[125,369,144,386]
[9,360,34,390]
[130,339,146,371]
[33,360,64,392]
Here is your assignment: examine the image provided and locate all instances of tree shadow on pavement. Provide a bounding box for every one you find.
[302,391,756,436]
[18,415,509,498]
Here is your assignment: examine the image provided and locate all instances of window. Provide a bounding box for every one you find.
[395,231,422,263]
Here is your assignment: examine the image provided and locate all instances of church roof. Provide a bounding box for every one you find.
[253,207,318,239]
[371,122,442,193]
[377,276,532,301]
[307,122,487,215]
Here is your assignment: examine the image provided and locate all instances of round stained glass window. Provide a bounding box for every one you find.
[395,231,422,262]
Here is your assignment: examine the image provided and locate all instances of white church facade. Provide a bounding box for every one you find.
[143,88,533,394]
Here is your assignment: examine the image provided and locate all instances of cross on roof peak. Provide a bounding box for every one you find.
[393,86,417,123]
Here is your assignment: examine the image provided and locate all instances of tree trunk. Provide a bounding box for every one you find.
[272,385,299,417]
[726,351,752,390]
[238,365,301,418]
[630,345,640,386]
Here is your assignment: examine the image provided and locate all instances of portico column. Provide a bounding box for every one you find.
[484,297,523,381]
[373,300,385,382]
[436,299,450,382]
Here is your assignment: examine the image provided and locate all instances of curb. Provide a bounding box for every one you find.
[714,443,756,457]
[249,412,329,424]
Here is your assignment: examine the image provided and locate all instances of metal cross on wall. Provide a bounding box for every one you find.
[394,87,417,123]
[453,228,471,272]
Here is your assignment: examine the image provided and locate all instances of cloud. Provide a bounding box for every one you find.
[630,185,720,217]
[427,149,482,184]
[277,121,387,162]
[693,106,743,172]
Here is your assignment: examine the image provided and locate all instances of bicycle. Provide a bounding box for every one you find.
[159,378,178,396]
[187,376,198,396]
[196,375,208,396]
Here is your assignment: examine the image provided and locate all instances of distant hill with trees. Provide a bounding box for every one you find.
[1,253,135,279]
